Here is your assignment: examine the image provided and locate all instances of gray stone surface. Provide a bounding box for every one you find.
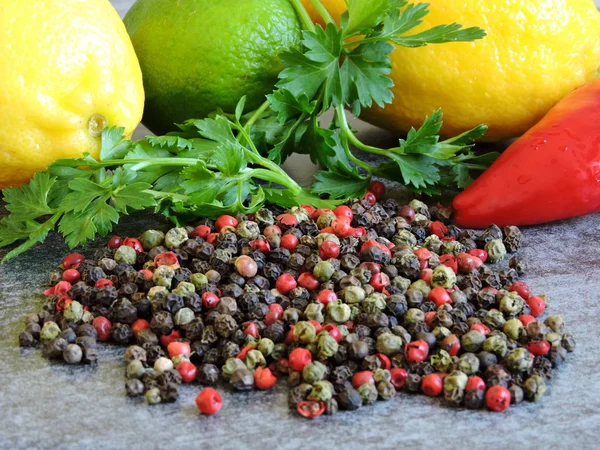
[1,1,599,449]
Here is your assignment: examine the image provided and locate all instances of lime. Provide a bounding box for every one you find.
[124,0,302,134]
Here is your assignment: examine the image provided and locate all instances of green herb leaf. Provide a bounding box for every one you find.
[393,23,487,48]
[312,171,370,199]
[145,135,193,151]
[343,0,406,37]
[267,90,317,123]
[2,172,56,221]
[100,127,130,160]
[235,96,247,121]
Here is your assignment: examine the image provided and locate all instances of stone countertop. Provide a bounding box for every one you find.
[1,1,599,449]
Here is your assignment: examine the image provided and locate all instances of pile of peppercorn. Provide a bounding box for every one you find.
[19,187,575,416]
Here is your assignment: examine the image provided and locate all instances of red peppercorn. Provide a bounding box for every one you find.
[421,373,444,397]
[456,252,483,273]
[298,272,320,290]
[92,316,112,342]
[352,371,375,389]
[276,213,298,228]
[154,251,179,267]
[297,401,325,419]
[485,385,511,412]
[354,226,367,237]
[177,361,198,383]
[518,314,536,327]
[405,340,429,364]
[370,272,390,292]
[202,292,220,309]
[275,273,297,295]
[368,180,386,200]
[234,255,258,278]
[439,254,458,273]
[398,206,415,223]
[279,233,300,252]
[390,368,408,390]
[263,225,282,237]
[509,281,531,300]
[215,215,238,231]
[94,278,113,288]
[307,320,323,334]
[237,344,256,360]
[168,341,191,358]
[139,269,153,281]
[289,348,312,372]
[527,295,546,317]
[190,224,211,239]
[244,322,259,339]
[301,204,316,216]
[471,323,491,336]
[323,324,342,343]
[48,281,72,296]
[130,319,150,337]
[362,191,377,206]
[428,286,452,307]
[344,321,355,331]
[254,367,278,390]
[312,208,333,221]
[55,296,72,312]
[319,241,340,259]
[123,237,143,252]
[466,376,486,392]
[196,388,223,415]
[320,226,334,234]
[107,236,122,249]
[376,353,391,370]
[420,268,433,284]
[429,221,448,238]
[331,219,354,238]
[467,248,488,263]
[528,340,551,356]
[249,239,270,253]
[441,334,461,356]
[284,327,295,345]
[159,329,181,347]
[414,247,432,264]
[62,269,80,283]
[264,311,279,326]
[333,205,353,220]
[424,311,436,327]
[62,253,85,270]
[360,240,391,257]
[316,289,337,305]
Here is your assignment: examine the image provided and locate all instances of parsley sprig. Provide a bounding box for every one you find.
[0,0,497,260]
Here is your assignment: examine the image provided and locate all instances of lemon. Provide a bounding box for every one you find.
[124,0,302,135]
[0,0,144,189]
[304,0,600,141]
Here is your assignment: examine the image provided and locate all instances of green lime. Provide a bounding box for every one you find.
[124,0,302,134]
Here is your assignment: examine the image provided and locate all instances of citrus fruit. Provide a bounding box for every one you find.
[0,0,144,189]
[124,0,302,134]
[303,0,600,141]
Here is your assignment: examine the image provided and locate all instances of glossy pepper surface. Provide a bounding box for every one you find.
[453,79,600,227]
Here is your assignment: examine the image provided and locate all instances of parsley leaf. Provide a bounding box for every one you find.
[2,172,56,221]
[267,90,317,123]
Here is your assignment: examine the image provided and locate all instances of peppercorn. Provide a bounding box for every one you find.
[62,344,83,364]
[125,379,145,397]
[523,374,547,402]
[126,360,146,379]
[230,367,254,390]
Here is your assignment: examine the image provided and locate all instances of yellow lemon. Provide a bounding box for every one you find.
[303,0,600,141]
[0,0,144,188]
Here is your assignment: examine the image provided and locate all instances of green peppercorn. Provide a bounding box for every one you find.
[391,276,412,292]
[545,315,565,333]
[145,387,162,405]
[245,349,266,370]
[405,308,425,324]
[309,381,334,402]
[153,265,175,288]
[316,232,340,246]
[343,286,366,304]
[503,319,525,340]
[483,309,506,329]
[424,234,442,253]
[505,347,534,373]
[236,221,260,239]
[114,245,137,265]
[432,326,452,341]
[376,333,403,356]
[377,381,396,400]
[457,352,480,375]
[410,280,431,297]
[374,369,392,383]
[302,361,327,384]
[523,374,547,402]
[62,343,82,364]
[173,307,195,327]
[171,354,189,367]
[304,303,324,324]
[293,321,317,344]
[81,310,94,324]
[40,321,61,342]
[257,338,274,357]
[362,293,387,313]
[126,359,146,379]
[359,383,378,405]
[140,230,165,250]
[164,227,189,249]
[444,370,468,394]
[393,230,417,247]
[172,282,196,297]
[148,285,168,302]
[440,240,465,256]
[317,332,339,359]
[327,301,351,323]
[499,292,525,315]
[190,273,208,289]
[483,334,509,358]
[485,239,507,263]
[431,349,454,373]
[63,301,83,323]
[461,330,485,353]
[431,265,457,289]
[222,358,247,378]
[316,212,337,229]
[544,332,562,348]
[561,333,576,352]
[312,261,334,282]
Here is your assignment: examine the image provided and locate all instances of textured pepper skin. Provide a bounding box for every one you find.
[453,79,600,228]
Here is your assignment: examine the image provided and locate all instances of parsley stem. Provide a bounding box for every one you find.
[144,190,188,202]
[335,105,387,156]
[308,0,334,25]
[243,99,271,133]
[288,0,315,31]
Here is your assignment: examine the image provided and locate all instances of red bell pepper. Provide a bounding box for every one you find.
[453,79,600,228]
